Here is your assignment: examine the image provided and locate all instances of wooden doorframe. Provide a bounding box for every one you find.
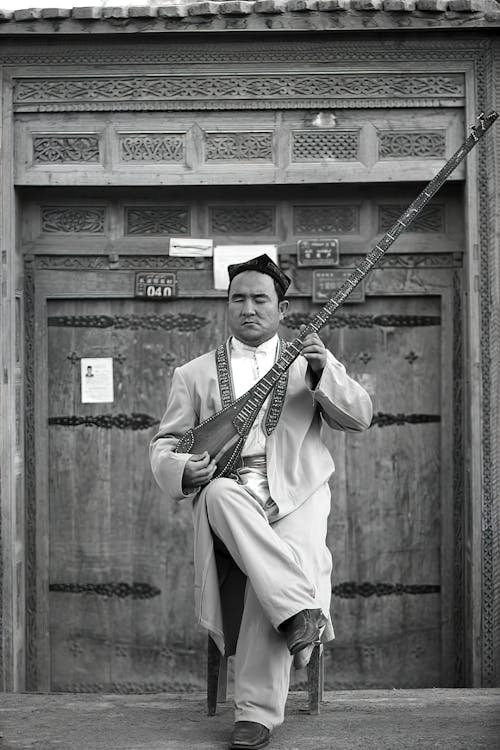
[24,257,462,690]
[0,44,495,689]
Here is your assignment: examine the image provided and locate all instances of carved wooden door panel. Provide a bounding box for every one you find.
[47,297,226,693]
[47,289,450,691]
[284,294,447,688]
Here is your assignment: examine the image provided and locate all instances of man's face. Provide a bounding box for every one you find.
[228,271,288,347]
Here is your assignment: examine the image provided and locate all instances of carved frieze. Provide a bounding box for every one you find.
[125,207,190,235]
[205,132,273,161]
[210,206,275,234]
[379,131,447,159]
[41,206,106,234]
[33,135,100,163]
[379,204,445,233]
[14,74,465,112]
[292,130,359,161]
[293,205,359,234]
[119,134,185,162]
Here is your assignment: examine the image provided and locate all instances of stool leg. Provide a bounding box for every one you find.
[307,643,324,715]
[217,656,228,702]
[207,635,221,716]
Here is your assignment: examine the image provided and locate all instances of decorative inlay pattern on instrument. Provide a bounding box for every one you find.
[119,134,185,162]
[125,206,190,235]
[215,339,289,437]
[292,130,359,161]
[41,206,106,234]
[33,135,100,162]
[370,412,440,428]
[379,131,446,159]
[14,74,464,107]
[282,313,441,329]
[293,205,359,235]
[50,582,160,598]
[264,339,290,436]
[48,313,208,331]
[379,204,445,233]
[210,206,274,234]
[48,414,159,430]
[205,132,273,161]
[216,343,234,410]
[332,582,440,598]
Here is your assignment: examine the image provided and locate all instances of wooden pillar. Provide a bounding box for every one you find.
[0,68,25,691]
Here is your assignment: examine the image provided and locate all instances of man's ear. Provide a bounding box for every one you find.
[278,300,289,318]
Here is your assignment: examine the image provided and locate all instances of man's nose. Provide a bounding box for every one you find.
[241,299,255,315]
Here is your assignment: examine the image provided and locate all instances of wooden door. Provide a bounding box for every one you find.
[285,295,445,688]
[47,297,227,693]
[46,289,450,691]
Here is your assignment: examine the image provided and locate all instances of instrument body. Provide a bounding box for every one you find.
[175,112,498,479]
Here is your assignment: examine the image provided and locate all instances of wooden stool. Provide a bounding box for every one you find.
[207,532,325,716]
[207,636,325,716]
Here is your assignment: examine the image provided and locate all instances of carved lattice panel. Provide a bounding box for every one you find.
[293,205,360,234]
[292,130,359,161]
[119,134,185,163]
[379,204,445,233]
[204,132,273,161]
[33,136,100,163]
[41,206,106,234]
[210,206,275,234]
[379,131,447,159]
[125,207,190,236]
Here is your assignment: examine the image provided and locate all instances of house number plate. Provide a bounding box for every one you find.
[135,272,177,299]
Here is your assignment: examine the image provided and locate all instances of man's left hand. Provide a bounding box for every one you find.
[300,333,327,375]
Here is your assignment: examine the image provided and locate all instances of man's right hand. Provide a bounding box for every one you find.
[182,451,217,492]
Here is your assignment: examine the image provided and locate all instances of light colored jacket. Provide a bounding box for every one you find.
[150,339,373,649]
[150,341,372,517]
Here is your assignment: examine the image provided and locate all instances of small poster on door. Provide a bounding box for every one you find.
[81,358,114,403]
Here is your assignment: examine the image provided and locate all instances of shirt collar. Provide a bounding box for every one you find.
[230,333,279,357]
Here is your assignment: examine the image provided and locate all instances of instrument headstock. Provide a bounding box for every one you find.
[470,111,498,141]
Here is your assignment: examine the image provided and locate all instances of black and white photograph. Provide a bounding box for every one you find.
[0,1,499,748]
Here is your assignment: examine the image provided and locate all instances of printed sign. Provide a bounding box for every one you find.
[297,239,340,266]
[135,272,177,299]
[81,358,114,404]
[312,269,365,304]
[170,238,213,257]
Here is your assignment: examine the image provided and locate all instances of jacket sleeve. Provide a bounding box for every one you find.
[149,367,198,503]
[311,350,373,431]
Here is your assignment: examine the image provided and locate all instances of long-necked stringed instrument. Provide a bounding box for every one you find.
[175,111,498,479]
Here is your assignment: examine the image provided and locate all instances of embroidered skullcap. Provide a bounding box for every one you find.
[227,254,291,296]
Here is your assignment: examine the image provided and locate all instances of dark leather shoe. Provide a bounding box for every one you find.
[280,608,327,655]
[229,721,270,749]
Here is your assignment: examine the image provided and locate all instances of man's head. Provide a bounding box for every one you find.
[227,254,290,347]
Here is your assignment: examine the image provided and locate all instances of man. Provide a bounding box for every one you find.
[150,254,372,749]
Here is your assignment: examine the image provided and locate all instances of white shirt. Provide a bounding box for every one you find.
[229,333,279,458]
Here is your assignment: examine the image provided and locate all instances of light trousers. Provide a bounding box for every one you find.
[204,474,332,729]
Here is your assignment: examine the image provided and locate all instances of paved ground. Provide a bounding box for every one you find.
[0,690,499,750]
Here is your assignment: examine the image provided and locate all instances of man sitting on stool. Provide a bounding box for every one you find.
[150,254,372,749]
